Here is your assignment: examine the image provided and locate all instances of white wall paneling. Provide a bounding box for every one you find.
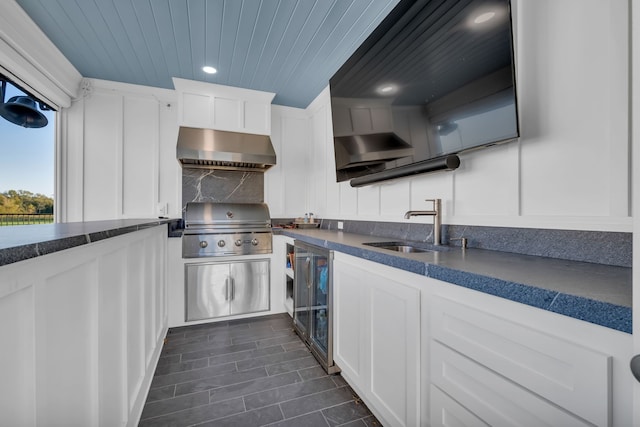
[0,226,168,427]
[122,96,159,217]
[266,106,309,218]
[83,90,121,220]
[301,0,631,232]
[173,77,275,135]
[60,79,180,221]
[516,0,628,219]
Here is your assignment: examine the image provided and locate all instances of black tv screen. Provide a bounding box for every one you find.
[330,0,519,185]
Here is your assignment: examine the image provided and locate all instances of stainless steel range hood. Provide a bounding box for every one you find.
[177,126,276,172]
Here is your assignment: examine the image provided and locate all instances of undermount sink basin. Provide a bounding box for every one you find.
[363,241,431,253]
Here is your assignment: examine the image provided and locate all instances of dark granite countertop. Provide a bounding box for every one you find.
[0,218,180,267]
[276,228,632,334]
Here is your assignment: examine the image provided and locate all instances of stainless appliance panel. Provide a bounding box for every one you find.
[185,259,271,322]
[185,263,231,321]
[177,127,276,172]
[229,260,270,315]
[182,232,273,257]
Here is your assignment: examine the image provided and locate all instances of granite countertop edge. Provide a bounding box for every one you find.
[0,218,181,267]
[275,228,632,334]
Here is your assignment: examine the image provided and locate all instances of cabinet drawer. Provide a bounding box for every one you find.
[430,295,610,426]
[431,341,592,427]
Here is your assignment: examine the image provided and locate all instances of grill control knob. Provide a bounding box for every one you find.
[199,241,208,248]
[217,240,226,247]
[251,238,259,246]
[235,239,243,246]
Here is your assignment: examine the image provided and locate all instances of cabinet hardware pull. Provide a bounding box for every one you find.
[305,257,311,288]
[631,354,640,383]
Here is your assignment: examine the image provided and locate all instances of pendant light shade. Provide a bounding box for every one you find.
[0,95,48,128]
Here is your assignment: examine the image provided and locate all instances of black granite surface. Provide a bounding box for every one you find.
[182,168,264,212]
[0,219,180,267]
[275,228,632,334]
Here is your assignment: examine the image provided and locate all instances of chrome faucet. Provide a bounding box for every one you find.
[404,199,441,245]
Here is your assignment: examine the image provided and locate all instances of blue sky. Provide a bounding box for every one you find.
[0,82,54,197]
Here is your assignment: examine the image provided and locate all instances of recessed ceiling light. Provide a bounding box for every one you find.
[377,84,397,95]
[202,66,217,74]
[474,11,496,24]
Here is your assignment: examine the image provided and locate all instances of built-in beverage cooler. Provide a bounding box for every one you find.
[292,240,339,374]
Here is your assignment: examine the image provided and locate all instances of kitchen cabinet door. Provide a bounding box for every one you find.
[427,281,631,427]
[174,78,275,135]
[186,260,271,322]
[185,263,231,320]
[229,260,269,315]
[333,253,421,427]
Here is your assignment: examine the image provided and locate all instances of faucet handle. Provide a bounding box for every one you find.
[450,237,468,249]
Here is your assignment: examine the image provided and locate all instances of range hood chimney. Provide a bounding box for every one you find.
[177,126,276,172]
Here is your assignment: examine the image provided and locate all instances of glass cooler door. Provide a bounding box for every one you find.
[310,254,329,357]
[293,245,311,338]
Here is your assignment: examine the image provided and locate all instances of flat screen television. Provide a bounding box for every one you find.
[329,0,519,186]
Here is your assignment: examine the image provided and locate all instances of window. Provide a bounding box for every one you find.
[0,75,55,225]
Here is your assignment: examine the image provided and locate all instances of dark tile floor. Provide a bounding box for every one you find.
[139,313,381,427]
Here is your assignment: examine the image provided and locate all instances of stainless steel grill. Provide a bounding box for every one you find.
[182,202,273,257]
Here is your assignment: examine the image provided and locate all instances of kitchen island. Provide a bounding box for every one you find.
[0,219,176,427]
[0,218,181,266]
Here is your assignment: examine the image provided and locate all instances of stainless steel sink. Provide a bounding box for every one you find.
[363,241,430,253]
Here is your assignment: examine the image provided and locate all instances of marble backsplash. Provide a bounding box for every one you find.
[182,168,264,213]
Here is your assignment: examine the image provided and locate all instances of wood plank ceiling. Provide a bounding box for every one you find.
[15,0,401,108]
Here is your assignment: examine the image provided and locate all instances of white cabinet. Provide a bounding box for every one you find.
[430,294,611,427]
[272,235,294,317]
[330,252,632,427]
[173,77,275,135]
[333,252,421,427]
[0,226,168,427]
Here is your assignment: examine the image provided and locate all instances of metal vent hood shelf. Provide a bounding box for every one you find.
[177,126,276,172]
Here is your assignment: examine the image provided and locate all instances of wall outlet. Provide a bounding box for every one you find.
[157,203,168,216]
[337,221,344,230]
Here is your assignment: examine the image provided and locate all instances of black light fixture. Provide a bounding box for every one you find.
[0,79,49,128]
